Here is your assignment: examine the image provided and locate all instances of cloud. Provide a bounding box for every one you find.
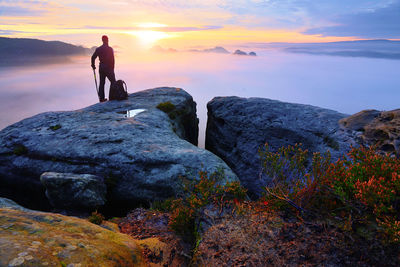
[71,25,223,32]
[0,0,51,17]
[1,0,398,42]
[0,5,44,16]
[0,29,31,35]
[303,1,400,38]
[159,25,222,32]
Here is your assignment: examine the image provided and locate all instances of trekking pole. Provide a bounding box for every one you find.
[92,68,100,101]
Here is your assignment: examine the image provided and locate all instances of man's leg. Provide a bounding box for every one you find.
[98,70,106,101]
[105,70,116,100]
[106,70,116,85]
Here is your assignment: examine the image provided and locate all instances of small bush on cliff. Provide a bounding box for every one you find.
[166,170,247,238]
[260,143,400,243]
[88,210,105,225]
[259,143,331,212]
[151,197,175,212]
[323,146,400,243]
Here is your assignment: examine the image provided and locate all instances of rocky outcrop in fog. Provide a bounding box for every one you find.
[0,87,237,214]
[206,96,355,197]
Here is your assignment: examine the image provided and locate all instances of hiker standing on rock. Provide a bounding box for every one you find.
[91,35,116,102]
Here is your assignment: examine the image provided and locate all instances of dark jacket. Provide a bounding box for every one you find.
[91,44,115,71]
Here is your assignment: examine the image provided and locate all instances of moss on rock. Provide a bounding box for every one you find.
[156,101,176,113]
[0,208,146,267]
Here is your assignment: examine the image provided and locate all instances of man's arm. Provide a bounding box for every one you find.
[91,49,98,69]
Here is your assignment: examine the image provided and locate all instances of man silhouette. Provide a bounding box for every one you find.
[91,35,116,102]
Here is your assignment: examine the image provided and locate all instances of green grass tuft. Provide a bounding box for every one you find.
[13,144,28,156]
[156,101,176,113]
[48,124,62,131]
[88,211,105,225]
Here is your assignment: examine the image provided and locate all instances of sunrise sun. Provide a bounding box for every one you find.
[130,22,174,46]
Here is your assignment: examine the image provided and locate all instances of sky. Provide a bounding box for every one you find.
[1,0,400,49]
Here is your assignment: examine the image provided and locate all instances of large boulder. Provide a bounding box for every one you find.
[40,172,107,212]
[0,197,32,212]
[0,87,238,213]
[0,198,189,266]
[340,109,400,156]
[206,96,355,197]
[0,207,146,267]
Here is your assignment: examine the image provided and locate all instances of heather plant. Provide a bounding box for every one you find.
[324,146,400,243]
[167,169,247,237]
[260,142,400,243]
[259,143,331,212]
[88,210,105,225]
[150,197,175,212]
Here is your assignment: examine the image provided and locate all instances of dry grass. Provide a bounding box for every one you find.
[119,208,191,266]
[193,202,400,267]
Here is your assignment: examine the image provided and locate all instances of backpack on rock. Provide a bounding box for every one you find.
[109,80,128,101]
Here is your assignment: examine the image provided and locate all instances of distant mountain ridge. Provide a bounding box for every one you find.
[264,39,400,48]
[263,39,400,60]
[152,45,257,56]
[189,46,230,54]
[0,37,91,66]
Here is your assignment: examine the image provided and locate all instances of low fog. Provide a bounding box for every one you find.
[1,50,399,147]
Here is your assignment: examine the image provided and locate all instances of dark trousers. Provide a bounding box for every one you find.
[99,67,116,101]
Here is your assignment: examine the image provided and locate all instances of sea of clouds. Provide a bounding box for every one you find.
[1,49,399,147]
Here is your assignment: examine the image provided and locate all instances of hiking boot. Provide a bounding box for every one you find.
[100,98,108,103]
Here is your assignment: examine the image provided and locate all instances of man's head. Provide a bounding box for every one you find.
[102,35,109,45]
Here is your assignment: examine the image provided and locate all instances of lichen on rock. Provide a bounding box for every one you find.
[0,207,146,267]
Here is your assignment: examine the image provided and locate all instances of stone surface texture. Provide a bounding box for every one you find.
[40,172,106,210]
[206,96,355,197]
[0,197,32,212]
[0,87,237,212]
[339,109,400,156]
[0,207,146,267]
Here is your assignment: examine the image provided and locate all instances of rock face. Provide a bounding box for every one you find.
[206,96,355,197]
[0,197,32,212]
[0,207,146,267]
[233,49,247,55]
[339,109,400,156]
[40,172,106,211]
[0,87,238,213]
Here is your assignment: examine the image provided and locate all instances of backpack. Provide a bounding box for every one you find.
[109,80,128,101]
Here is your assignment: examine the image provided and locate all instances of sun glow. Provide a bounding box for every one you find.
[136,22,167,28]
[130,30,172,47]
[129,22,173,47]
